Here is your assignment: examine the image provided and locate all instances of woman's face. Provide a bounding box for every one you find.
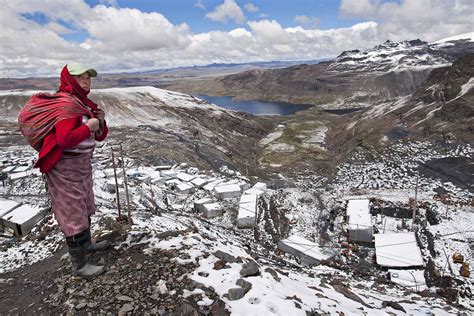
[73,72,91,92]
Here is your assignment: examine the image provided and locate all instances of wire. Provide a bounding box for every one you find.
[438,230,474,237]
[280,238,418,249]
[375,252,423,266]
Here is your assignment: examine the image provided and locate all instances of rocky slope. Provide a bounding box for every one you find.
[328,52,474,163]
[0,87,279,176]
[403,53,474,141]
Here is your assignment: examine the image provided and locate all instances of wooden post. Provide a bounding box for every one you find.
[442,247,453,274]
[120,144,132,223]
[382,216,387,234]
[412,171,419,228]
[149,182,155,200]
[111,150,121,218]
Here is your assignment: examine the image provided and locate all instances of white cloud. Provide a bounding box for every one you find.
[244,3,259,13]
[295,15,310,25]
[99,0,118,7]
[2,0,92,29]
[85,6,191,52]
[339,0,474,41]
[294,15,320,29]
[205,0,246,23]
[0,0,472,77]
[247,20,289,44]
[339,0,378,18]
[194,0,205,10]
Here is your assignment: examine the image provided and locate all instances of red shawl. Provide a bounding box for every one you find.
[18,65,99,151]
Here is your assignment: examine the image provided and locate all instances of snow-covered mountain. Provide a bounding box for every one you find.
[165,33,474,108]
[0,86,226,126]
[330,32,474,73]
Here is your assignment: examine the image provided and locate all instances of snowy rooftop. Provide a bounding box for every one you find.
[346,199,370,215]
[374,233,424,268]
[2,204,43,225]
[0,198,21,217]
[279,235,335,262]
[346,199,372,229]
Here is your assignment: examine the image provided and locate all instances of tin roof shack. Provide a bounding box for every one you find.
[237,193,257,228]
[236,184,266,229]
[278,235,335,266]
[346,199,373,244]
[388,269,427,292]
[214,184,241,200]
[374,233,424,268]
[1,204,48,236]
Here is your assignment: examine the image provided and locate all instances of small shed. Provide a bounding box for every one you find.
[388,269,427,291]
[2,204,48,236]
[278,235,335,266]
[200,202,223,218]
[236,193,257,228]
[176,172,196,182]
[346,199,373,243]
[214,184,241,199]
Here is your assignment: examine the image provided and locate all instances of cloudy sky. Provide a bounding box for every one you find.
[1,0,472,77]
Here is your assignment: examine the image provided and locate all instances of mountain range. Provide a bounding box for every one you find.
[0,33,472,176]
[164,33,474,110]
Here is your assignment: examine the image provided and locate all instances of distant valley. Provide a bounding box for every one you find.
[0,34,472,181]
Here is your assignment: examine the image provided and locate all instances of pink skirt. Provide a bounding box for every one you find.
[45,152,96,237]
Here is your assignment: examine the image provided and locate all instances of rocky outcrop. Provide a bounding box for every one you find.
[399,53,474,142]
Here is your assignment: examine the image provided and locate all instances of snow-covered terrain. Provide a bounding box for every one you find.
[0,34,473,315]
[0,86,233,127]
[1,135,472,314]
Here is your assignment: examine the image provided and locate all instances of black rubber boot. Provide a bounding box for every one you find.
[85,227,110,252]
[86,217,110,252]
[66,230,104,278]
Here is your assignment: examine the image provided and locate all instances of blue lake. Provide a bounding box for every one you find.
[196,94,312,116]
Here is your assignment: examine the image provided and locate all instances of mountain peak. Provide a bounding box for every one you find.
[331,35,473,73]
[431,32,474,44]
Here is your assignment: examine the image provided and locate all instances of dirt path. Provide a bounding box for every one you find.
[0,246,67,314]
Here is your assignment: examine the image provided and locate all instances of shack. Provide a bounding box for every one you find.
[346,199,373,243]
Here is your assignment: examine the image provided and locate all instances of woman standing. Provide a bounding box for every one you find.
[18,63,110,278]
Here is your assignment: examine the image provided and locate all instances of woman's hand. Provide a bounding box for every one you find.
[85,118,100,132]
[94,108,105,122]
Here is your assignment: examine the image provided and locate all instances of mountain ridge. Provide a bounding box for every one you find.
[163,34,474,109]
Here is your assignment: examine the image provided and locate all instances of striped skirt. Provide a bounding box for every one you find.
[45,152,96,237]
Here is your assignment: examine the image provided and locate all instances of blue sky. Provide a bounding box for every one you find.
[82,0,375,32]
[1,0,472,77]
